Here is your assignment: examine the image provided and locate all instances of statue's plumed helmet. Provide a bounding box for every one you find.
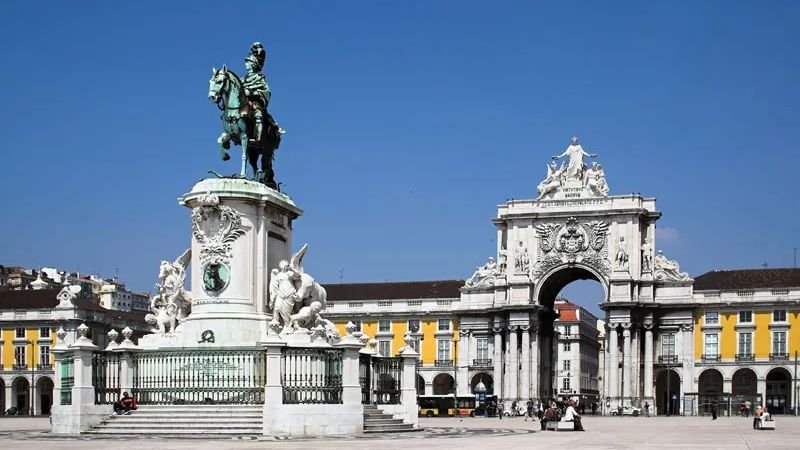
[246,42,266,70]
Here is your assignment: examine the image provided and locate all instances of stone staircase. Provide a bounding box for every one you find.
[83,405,263,437]
[363,404,419,433]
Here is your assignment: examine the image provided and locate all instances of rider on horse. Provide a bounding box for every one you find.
[243,42,271,144]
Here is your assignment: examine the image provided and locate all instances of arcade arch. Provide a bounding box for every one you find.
[416,374,425,396]
[433,373,455,395]
[36,377,54,415]
[11,377,30,413]
[731,368,758,406]
[698,369,723,415]
[470,373,494,395]
[766,367,791,414]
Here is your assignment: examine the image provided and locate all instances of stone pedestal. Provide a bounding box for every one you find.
[141,178,302,349]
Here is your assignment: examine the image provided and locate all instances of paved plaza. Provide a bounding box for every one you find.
[1,415,798,449]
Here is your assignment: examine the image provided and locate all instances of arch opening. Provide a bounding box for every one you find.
[36,377,54,416]
[416,374,425,396]
[11,377,30,415]
[731,368,758,413]
[698,369,724,416]
[766,367,791,414]
[535,264,606,402]
[470,373,494,395]
[433,373,455,395]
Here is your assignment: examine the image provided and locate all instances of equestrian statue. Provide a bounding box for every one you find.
[208,42,284,190]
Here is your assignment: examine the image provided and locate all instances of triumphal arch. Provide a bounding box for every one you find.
[460,137,695,408]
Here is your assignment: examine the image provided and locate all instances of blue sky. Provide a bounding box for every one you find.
[1,1,798,316]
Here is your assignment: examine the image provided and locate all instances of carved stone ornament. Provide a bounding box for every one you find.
[191,192,246,267]
[56,283,81,308]
[653,250,692,282]
[532,217,610,281]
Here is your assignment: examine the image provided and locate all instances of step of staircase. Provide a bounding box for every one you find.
[85,405,263,436]
[362,404,420,433]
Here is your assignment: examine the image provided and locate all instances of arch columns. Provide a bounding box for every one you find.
[508,326,518,401]
[519,325,530,400]
[492,327,503,401]
[607,324,619,406]
[622,322,632,405]
[643,321,654,405]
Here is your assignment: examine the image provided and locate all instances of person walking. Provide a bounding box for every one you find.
[644,401,650,418]
[744,400,752,418]
[711,400,718,420]
[498,399,504,420]
[525,399,534,421]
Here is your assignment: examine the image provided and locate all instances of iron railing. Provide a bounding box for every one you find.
[435,359,453,367]
[658,355,678,364]
[735,353,755,362]
[38,363,53,370]
[92,352,121,404]
[373,356,402,405]
[701,354,720,362]
[471,358,493,367]
[13,363,27,370]
[281,348,343,404]
[132,349,267,405]
[359,353,372,405]
[60,354,74,405]
[770,353,789,361]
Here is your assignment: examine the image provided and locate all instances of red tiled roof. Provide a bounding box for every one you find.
[325,280,463,301]
[693,268,800,291]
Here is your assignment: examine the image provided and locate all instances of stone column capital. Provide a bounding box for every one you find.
[459,329,470,337]
[680,323,694,332]
[643,321,654,331]
[492,327,504,334]
[520,325,530,332]
[621,322,632,330]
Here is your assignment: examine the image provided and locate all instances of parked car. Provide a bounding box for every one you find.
[610,406,641,416]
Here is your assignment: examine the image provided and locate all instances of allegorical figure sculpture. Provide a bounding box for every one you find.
[552,136,597,181]
[465,256,501,288]
[614,236,629,270]
[641,238,653,272]
[585,162,609,196]
[537,160,565,199]
[146,249,192,334]
[268,244,336,338]
[653,250,692,281]
[208,42,284,189]
[514,241,530,273]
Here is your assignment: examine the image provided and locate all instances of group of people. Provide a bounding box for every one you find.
[497,398,585,431]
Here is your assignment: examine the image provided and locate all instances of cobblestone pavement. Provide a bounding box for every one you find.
[1,415,798,449]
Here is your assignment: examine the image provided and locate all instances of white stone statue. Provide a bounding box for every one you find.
[552,136,596,182]
[585,162,609,196]
[653,250,691,281]
[641,238,653,272]
[268,244,332,335]
[614,236,629,270]
[465,256,500,288]
[536,160,564,199]
[55,280,81,309]
[514,241,530,273]
[147,249,192,334]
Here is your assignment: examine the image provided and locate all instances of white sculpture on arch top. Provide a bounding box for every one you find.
[537,137,609,200]
[465,256,501,288]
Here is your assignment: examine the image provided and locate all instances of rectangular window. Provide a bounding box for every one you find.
[739,311,753,323]
[563,360,571,371]
[39,327,51,338]
[661,333,676,356]
[407,319,421,333]
[378,340,391,357]
[562,377,571,391]
[705,334,719,356]
[437,340,451,361]
[563,342,571,352]
[437,319,450,331]
[15,328,25,339]
[705,312,719,325]
[773,310,787,322]
[773,331,787,354]
[39,345,50,366]
[14,346,26,367]
[738,333,752,355]
[378,320,391,333]
[476,338,489,361]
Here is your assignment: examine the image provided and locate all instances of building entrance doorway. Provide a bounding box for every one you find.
[655,369,680,415]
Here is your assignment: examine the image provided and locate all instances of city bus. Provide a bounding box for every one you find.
[417,396,481,417]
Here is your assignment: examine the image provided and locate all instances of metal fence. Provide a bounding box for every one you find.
[60,354,74,405]
[132,349,267,405]
[372,356,402,405]
[281,348,343,404]
[92,352,121,404]
[359,353,372,405]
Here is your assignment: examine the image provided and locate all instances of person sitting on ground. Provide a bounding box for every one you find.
[761,406,771,422]
[113,391,136,415]
[564,400,585,431]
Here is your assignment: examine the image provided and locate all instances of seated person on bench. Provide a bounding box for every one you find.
[563,400,584,431]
